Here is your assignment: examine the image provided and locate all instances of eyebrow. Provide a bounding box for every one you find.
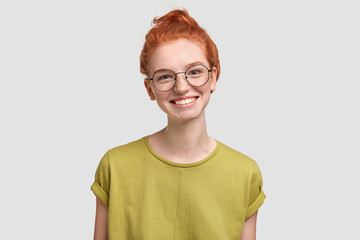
[152,61,206,74]
[184,61,205,69]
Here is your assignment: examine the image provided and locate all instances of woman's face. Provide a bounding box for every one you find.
[144,39,217,122]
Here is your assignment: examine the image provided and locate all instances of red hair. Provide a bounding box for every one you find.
[140,9,220,80]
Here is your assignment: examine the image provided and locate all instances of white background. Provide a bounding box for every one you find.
[1,0,359,239]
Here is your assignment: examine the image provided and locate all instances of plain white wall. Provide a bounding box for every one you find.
[1,0,359,239]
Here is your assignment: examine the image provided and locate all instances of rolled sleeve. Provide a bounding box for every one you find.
[91,181,109,208]
[246,190,266,219]
[246,161,266,219]
[91,151,110,208]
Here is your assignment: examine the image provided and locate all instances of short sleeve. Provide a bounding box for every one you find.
[246,161,266,219]
[91,151,110,208]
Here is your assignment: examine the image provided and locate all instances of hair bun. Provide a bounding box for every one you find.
[153,9,199,27]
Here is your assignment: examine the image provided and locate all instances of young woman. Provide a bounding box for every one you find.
[92,9,266,240]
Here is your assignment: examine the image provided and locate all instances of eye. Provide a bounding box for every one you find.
[158,75,172,80]
[189,70,201,75]
[156,74,175,83]
[187,65,206,78]
[153,70,175,82]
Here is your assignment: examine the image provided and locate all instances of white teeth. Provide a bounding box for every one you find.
[175,97,196,105]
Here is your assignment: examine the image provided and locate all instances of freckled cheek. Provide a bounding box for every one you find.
[195,85,212,95]
[154,92,171,102]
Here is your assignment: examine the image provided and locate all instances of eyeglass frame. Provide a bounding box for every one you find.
[147,64,212,92]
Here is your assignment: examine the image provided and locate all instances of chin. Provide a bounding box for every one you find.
[159,102,207,122]
[169,110,204,122]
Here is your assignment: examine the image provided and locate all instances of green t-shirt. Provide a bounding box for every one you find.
[91,136,266,239]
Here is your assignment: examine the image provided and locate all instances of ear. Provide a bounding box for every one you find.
[210,67,217,94]
[144,79,156,101]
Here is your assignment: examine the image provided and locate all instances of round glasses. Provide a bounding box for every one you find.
[148,64,212,92]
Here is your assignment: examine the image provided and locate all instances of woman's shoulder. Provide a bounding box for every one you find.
[217,141,259,169]
[107,136,147,157]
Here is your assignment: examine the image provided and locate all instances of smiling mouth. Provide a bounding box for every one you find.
[171,97,198,105]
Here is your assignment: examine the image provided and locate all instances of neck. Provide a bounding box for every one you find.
[164,111,209,148]
[149,111,217,163]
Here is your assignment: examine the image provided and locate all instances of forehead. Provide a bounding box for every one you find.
[149,39,208,72]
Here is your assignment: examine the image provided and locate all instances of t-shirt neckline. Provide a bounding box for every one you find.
[144,135,222,168]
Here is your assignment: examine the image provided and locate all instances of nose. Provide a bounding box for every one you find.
[173,73,190,93]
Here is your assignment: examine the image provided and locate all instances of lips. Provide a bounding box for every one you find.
[170,96,199,105]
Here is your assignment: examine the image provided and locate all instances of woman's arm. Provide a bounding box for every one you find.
[94,197,108,240]
[240,211,258,240]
